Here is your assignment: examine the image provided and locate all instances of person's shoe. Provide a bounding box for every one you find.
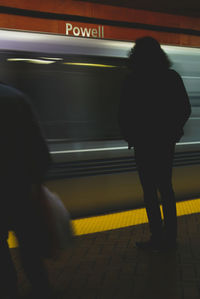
[135,238,163,252]
[31,284,54,299]
[2,286,20,299]
[162,238,177,251]
[3,293,20,299]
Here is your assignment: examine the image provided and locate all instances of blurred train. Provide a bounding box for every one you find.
[1,29,200,218]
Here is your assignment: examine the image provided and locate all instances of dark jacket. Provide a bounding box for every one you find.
[118,69,191,146]
[0,83,51,228]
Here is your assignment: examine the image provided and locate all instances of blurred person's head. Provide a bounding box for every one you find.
[128,36,171,72]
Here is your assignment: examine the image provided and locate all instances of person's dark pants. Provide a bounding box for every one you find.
[134,141,177,243]
[0,231,18,297]
[0,220,50,298]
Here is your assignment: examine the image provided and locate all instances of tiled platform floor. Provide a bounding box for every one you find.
[8,199,200,299]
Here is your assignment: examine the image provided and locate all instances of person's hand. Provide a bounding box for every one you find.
[128,142,134,150]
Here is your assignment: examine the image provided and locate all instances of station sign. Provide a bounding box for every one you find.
[66,22,104,38]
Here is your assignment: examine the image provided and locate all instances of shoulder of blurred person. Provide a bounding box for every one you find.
[0,82,51,190]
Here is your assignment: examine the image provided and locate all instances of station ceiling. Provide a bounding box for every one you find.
[80,0,200,18]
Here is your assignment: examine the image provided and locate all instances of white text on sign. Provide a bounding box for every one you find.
[66,23,104,38]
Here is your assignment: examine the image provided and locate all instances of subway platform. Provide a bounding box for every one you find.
[7,198,200,299]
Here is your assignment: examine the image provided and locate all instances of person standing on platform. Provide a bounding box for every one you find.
[0,82,51,298]
[119,37,191,251]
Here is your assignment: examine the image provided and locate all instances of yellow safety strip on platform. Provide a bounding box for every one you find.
[73,198,200,235]
[8,198,200,248]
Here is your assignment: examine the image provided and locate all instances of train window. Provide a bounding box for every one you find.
[1,50,200,145]
[0,51,128,142]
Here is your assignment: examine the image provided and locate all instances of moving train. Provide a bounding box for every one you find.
[1,29,200,218]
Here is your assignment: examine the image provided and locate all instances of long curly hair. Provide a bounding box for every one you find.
[128,36,171,71]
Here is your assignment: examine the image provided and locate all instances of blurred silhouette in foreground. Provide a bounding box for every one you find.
[119,37,191,251]
[0,82,51,298]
